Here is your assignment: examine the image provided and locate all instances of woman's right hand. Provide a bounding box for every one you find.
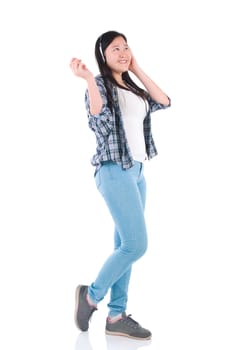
[69,58,93,81]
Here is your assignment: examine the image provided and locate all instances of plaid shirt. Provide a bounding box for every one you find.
[85,75,171,170]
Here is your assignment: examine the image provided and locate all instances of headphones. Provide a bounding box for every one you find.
[99,36,105,63]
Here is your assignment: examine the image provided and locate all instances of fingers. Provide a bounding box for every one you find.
[70,58,85,77]
[69,57,91,80]
[70,58,81,69]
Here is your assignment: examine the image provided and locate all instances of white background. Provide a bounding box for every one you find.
[0,0,248,349]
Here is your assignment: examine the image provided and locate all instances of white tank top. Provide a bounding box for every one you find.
[117,87,148,162]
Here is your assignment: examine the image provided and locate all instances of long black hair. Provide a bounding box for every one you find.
[95,30,149,111]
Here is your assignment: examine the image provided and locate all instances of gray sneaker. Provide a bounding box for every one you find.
[74,285,97,331]
[105,313,152,340]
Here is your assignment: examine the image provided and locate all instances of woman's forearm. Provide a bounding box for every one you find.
[86,76,103,115]
[133,67,170,106]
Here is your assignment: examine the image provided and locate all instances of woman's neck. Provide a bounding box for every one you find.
[113,72,126,87]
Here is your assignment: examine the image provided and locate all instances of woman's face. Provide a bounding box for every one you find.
[104,36,132,75]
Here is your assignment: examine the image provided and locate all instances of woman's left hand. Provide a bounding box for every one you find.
[128,53,141,75]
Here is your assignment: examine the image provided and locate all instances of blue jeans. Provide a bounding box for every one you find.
[88,161,148,317]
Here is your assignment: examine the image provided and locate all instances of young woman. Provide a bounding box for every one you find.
[70,30,171,340]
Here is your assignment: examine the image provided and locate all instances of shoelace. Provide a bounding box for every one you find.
[121,314,140,329]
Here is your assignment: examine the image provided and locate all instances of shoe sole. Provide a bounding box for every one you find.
[74,285,86,330]
[105,330,151,340]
